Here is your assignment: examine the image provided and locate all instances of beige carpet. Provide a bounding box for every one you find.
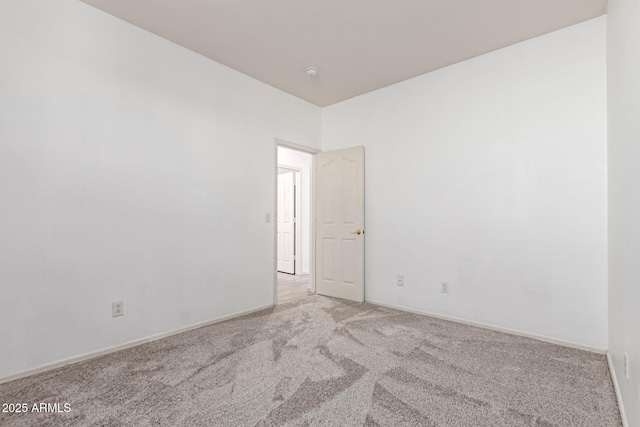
[0,296,621,426]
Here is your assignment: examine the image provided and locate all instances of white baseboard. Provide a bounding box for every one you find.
[607,351,629,427]
[365,299,606,354]
[0,303,274,385]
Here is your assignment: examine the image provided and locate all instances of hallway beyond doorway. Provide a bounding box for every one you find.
[277,272,312,304]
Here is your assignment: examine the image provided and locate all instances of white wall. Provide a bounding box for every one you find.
[608,0,640,424]
[322,17,608,349]
[0,0,611,383]
[0,0,321,379]
[278,146,312,275]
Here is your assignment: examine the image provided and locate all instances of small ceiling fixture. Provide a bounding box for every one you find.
[305,67,318,77]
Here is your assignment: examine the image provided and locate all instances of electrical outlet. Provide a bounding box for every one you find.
[441,282,449,293]
[112,301,124,318]
[625,352,630,379]
[397,275,404,286]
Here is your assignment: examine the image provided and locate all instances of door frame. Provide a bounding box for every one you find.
[274,139,319,304]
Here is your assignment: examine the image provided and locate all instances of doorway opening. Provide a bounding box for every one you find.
[276,144,314,304]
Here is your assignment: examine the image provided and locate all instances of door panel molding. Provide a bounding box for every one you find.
[315,146,365,302]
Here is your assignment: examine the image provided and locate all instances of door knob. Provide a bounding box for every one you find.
[351,229,364,235]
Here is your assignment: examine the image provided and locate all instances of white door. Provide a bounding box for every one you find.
[315,146,365,302]
[277,171,295,274]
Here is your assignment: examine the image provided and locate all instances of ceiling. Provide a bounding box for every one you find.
[80,0,607,107]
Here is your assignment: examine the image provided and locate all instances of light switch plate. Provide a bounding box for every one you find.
[112,301,124,317]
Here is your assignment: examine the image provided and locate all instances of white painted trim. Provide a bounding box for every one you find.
[273,143,278,303]
[366,299,606,354]
[607,351,629,427]
[275,138,320,154]
[294,170,305,274]
[309,153,316,293]
[0,303,274,385]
